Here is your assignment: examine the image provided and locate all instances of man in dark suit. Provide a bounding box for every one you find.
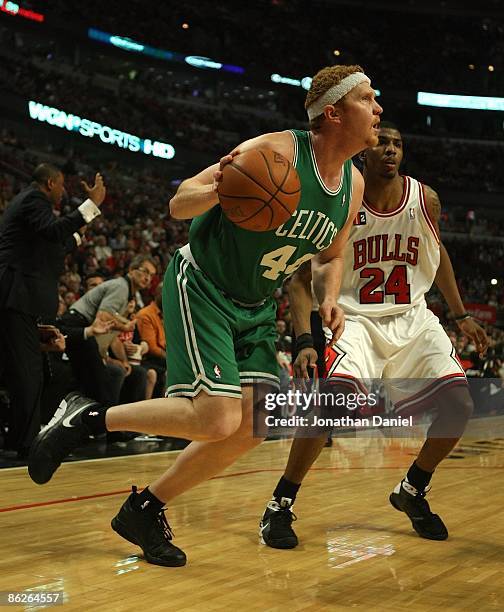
[0,163,105,458]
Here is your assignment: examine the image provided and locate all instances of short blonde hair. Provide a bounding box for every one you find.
[305,64,365,130]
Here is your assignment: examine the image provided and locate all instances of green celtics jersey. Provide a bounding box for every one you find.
[189,130,353,304]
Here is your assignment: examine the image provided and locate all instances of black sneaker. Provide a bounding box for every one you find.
[28,393,97,484]
[389,479,448,540]
[111,486,186,567]
[259,497,298,549]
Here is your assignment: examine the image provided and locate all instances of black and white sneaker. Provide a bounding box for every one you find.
[28,392,97,484]
[389,479,448,541]
[259,497,298,549]
[111,486,186,567]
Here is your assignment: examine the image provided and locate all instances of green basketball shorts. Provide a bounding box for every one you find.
[162,246,280,398]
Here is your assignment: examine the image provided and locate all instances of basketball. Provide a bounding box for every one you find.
[217,149,301,232]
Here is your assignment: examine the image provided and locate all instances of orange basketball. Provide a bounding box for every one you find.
[217,149,301,232]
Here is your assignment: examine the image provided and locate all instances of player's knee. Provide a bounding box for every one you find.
[147,369,157,384]
[205,414,242,440]
[196,397,243,440]
[440,386,474,423]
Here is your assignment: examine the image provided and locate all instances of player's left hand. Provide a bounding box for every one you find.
[293,348,318,391]
[457,317,489,356]
[319,300,345,345]
[213,150,240,192]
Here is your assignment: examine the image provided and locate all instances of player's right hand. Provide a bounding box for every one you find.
[82,172,106,207]
[319,301,345,345]
[212,151,240,192]
[294,347,318,386]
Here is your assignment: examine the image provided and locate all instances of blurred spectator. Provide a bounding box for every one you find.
[117,298,158,400]
[135,282,166,396]
[84,272,106,292]
[94,235,112,261]
[58,255,156,405]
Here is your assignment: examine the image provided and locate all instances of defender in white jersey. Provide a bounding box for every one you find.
[328,173,463,402]
[260,123,489,548]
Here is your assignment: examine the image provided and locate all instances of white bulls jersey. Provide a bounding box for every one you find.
[338,175,440,317]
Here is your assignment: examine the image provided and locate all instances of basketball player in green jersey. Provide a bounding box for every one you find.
[29,64,382,567]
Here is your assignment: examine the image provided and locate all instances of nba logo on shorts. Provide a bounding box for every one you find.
[213,364,222,379]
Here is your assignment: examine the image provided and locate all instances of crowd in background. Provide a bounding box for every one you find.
[37,0,504,96]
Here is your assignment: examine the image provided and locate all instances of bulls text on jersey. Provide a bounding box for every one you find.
[353,234,419,270]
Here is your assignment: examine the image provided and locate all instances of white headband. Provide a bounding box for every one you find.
[306,72,371,121]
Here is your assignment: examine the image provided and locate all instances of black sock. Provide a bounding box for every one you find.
[132,486,165,513]
[406,461,433,492]
[81,405,109,435]
[273,476,301,505]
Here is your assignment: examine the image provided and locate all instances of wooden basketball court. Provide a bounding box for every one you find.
[1,416,504,611]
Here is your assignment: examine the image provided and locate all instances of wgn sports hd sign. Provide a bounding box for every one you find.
[28,101,175,160]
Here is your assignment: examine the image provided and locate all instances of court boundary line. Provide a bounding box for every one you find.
[1,464,503,513]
